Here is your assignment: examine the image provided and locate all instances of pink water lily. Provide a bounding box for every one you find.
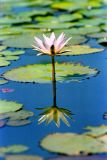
[32,32,72,56]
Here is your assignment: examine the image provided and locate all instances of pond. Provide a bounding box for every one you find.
[0,0,107,160]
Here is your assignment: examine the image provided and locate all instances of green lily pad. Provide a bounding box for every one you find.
[35,22,75,29]
[36,13,83,23]
[0,100,23,114]
[3,63,98,83]
[0,58,10,67]
[0,46,7,51]
[0,16,31,25]
[7,119,31,126]
[54,26,101,35]
[97,38,107,46]
[51,1,82,12]
[81,8,107,17]
[3,34,87,48]
[40,133,107,155]
[5,56,19,61]
[0,27,22,36]
[84,125,107,137]
[18,8,53,17]
[9,110,34,121]
[5,155,42,160]
[0,145,28,157]
[76,18,107,26]
[88,32,107,38]
[102,24,107,31]
[62,45,104,56]
[0,50,25,56]
[0,79,8,85]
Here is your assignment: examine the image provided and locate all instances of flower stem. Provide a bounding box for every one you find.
[51,55,56,107]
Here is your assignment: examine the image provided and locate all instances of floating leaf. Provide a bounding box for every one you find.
[88,32,107,38]
[41,133,107,155]
[3,63,98,83]
[18,8,53,17]
[7,119,31,126]
[0,100,23,114]
[0,58,10,67]
[5,155,42,160]
[5,56,19,61]
[62,45,104,56]
[97,38,107,46]
[0,145,28,157]
[81,8,107,17]
[34,22,75,29]
[36,13,83,23]
[9,110,34,121]
[0,46,7,52]
[0,16,31,25]
[0,79,8,85]
[51,1,82,12]
[84,125,107,137]
[0,50,25,56]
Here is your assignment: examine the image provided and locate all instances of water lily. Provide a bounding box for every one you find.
[32,32,72,56]
[1,88,14,93]
[36,106,73,127]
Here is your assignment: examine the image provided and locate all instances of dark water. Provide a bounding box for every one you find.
[0,38,107,158]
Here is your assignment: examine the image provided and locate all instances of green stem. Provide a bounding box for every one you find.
[51,55,56,107]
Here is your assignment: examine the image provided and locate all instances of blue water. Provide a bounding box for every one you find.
[0,38,107,158]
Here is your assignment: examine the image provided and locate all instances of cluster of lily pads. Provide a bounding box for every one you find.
[1,125,107,159]
[0,100,34,127]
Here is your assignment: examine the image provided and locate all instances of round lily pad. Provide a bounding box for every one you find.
[0,58,10,67]
[0,46,7,51]
[62,45,104,56]
[0,50,25,56]
[5,56,19,61]
[7,119,31,126]
[0,16,31,25]
[0,79,8,85]
[84,125,107,137]
[0,145,28,157]
[40,133,107,155]
[3,63,98,83]
[2,34,87,48]
[5,155,42,160]
[9,110,34,121]
[0,100,23,114]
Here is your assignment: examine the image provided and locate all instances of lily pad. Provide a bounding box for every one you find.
[0,16,31,25]
[84,125,107,137]
[0,58,10,67]
[62,45,104,56]
[0,50,25,56]
[36,13,83,23]
[18,8,53,17]
[81,8,107,17]
[40,133,107,155]
[3,63,98,83]
[9,110,34,121]
[5,155,42,160]
[88,32,107,38]
[0,100,23,114]
[5,56,19,61]
[51,1,82,12]
[0,79,8,85]
[0,145,28,157]
[0,46,7,51]
[7,119,31,126]
[35,22,75,29]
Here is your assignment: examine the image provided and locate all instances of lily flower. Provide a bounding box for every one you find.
[36,106,74,127]
[32,32,72,56]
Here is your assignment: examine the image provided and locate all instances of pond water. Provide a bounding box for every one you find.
[0,0,107,159]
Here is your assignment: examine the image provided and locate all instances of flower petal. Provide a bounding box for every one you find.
[34,36,48,52]
[50,32,56,45]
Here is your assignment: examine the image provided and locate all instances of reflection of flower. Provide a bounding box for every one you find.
[32,32,71,56]
[1,88,14,93]
[36,106,73,127]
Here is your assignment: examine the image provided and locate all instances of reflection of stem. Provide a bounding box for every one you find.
[51,45,56,107]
